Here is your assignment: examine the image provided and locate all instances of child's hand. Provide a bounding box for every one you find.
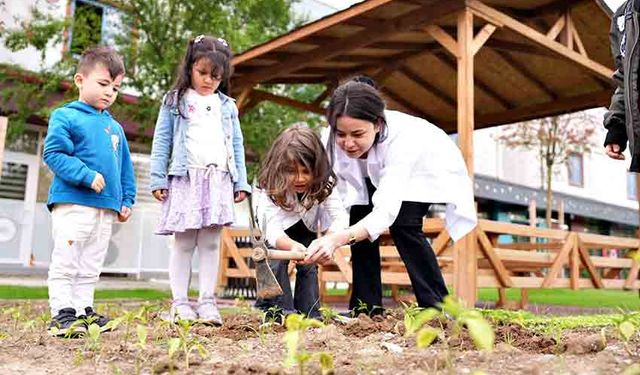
[234,191,248,203]
[91,173,105,193]
[118,206,132,222]
[152,189,168,202]
[290,242,308,264]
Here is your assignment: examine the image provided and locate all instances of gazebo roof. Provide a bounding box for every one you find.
[231,0,615,133]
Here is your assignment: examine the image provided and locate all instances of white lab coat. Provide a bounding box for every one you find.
[330,110,477,241]
[253,187,349,247]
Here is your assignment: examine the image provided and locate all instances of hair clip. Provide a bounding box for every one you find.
[217,37,228,47]
[194,35,205,44]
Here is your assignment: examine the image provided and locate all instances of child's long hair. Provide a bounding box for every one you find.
[165,35,233,116]
[258,125,336,211]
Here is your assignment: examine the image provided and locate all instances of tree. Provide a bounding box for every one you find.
[495,112,598,228]
[0,0,321,175]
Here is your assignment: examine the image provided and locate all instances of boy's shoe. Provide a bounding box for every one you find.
[80,307,113,332]
[196,299,223,326]
[48,308,87,338]
[162,300,197,323]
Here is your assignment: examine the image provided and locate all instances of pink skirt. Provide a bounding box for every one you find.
[155,166,234,235]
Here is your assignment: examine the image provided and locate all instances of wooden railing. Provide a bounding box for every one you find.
[217,219,640,306]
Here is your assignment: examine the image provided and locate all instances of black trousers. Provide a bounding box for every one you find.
[349,179,448,314]
[255,220,320,318]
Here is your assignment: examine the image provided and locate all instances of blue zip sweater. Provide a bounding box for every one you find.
[43,101,136,212]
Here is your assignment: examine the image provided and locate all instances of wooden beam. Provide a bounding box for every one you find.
[236,88,252,111]
[476,90,612,127]
[235,1,464,90]
[433,50,514,110]
[569,18,588,57]
[477,229,513,287]
[397,66,456,108]
[493,50,558,100]
[559,13,574,51]
[467,0,613,80]
[453,8,477,308]
[380,87,440,124]
[485,39,560,59]
[577,243,605,288]
[251,89,325,115]
[312,84,334,106]
[471,23,497,56]
[232,0,397,65]
[425,25,459,58]
[541,233,575,288]
[546,14,566,41]
[432,230,451,256]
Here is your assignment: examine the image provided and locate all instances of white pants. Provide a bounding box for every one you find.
[170,227,221,303]
[48,204,114,316]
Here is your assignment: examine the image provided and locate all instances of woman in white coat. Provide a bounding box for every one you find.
[306,79,477,314]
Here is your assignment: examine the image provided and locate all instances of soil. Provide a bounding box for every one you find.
[1,300,639,374]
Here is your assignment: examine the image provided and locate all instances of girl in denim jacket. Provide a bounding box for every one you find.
[150,35,250,325]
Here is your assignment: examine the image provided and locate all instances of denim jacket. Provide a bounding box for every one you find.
[149,90,251,193]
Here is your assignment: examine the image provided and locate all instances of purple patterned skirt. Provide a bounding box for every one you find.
[155,166,235,235]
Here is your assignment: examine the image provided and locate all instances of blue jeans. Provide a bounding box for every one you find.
[255,220,320,318]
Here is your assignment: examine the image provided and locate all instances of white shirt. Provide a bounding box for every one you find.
[253,187,349,248]
[331,110,477,241]
[184,89,227,169]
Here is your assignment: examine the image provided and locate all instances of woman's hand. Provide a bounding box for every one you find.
[234,191,248,203]
[305,233,343,265]
[152,189,167,202]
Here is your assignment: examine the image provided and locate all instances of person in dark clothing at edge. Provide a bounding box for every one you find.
[604,0,640,170]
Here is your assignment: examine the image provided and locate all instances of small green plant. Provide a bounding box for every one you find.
[109,305,152,347]
[84,323,102,351]
[441,296,494,351]
[166,319,208,370]
[401,297,494,351]
[136,324,148,349]
[283,314,333,375]
[319,305,340,325]
[613,309,639,355]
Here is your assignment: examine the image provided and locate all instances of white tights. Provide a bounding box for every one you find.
[169,227,221,302]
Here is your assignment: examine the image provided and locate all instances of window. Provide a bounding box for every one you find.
[628,172,638,200]
[69,0,104,55]
[567,153,583,187]
[68,1,122,56]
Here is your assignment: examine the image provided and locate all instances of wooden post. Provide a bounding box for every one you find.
[529,200,537,243]
[453,8,477,307]
[0,117,7,176]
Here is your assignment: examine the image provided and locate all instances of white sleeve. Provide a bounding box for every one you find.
[323,189,349,232]
[253,190,288,248]
[359,139,421,241]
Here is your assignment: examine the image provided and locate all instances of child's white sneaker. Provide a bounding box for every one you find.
[196,299,223,326]
[166,300,197,322]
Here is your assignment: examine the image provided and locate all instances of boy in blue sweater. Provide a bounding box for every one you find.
[43,46,136,337]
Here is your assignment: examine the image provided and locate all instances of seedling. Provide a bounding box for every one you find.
[283,313,333,375]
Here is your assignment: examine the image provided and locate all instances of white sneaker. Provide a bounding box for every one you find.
[168,300,197,322]
[196,299,223,326]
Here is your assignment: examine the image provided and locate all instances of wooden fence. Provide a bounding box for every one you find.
[217,218,640,307]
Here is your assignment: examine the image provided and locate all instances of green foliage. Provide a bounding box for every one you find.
[401,297,495,351]
[1,0,324,167]
[282,313,332,374]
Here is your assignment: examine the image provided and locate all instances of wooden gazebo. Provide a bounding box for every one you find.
[228,0,618,306]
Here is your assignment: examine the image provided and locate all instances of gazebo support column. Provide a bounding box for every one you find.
[454,8,478,308]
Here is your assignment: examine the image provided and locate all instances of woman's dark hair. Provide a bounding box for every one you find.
[165,35,234,116]
[326,77,388,164]
[258,124,336,211]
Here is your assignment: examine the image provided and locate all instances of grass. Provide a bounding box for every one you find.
[477,288,640,310]
[0,285,171,300]
[1,285,639,310]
